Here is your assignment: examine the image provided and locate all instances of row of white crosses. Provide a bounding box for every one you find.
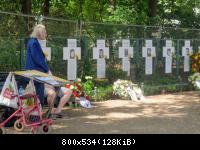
[39,39,193,80]
[142,40,193,74]
[92,39,133,77]
[38,39,81,80]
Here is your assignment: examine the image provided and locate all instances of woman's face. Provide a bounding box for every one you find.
[38,28,47,40]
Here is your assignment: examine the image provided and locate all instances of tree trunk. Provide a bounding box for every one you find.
[20,0,32,36]
[148,0,157,17]
[21,0,32,14]
[147,0,157,36]
[43,0,50,16]
[79,0,84,19]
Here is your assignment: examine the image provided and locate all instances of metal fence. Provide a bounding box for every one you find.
[1,11,200,95]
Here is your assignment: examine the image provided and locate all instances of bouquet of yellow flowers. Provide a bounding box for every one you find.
[189,52,200,89]
[191,52,200,73]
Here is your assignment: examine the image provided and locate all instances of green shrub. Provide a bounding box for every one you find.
[106,66,128,83]
[94,78,109,87]
[92,86,114,101]
[144,83,193,95]
[82,76,95,96]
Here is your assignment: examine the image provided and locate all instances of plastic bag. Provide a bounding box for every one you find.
[0,73,18,108]
[79,97,92,108]
[22,81,42,116]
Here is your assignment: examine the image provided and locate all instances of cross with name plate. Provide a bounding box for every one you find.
[182,40,193,72]
[118,39,133,76]
[142,40,156,75]
[93,40,109,78]
[63,39,81,80]
[163,40,175,73]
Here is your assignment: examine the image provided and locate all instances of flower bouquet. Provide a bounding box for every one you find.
[188,72,200,89]
[113,79,144,101]
[65,78,91,108]
[189,52,200,89]
[191,52,200,73]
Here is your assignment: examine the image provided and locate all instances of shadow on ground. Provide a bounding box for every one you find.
[5,91,200,134]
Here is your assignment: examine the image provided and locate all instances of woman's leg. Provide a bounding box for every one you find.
[55,87,72,114]
[34,82,44,107]
[46,88,56,109]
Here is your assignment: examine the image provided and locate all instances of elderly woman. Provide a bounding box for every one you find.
[25,24,49,106]
[25,24,72,117]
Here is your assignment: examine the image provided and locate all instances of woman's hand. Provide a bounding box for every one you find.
[48,70,53,76]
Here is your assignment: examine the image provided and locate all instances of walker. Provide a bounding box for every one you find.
[0,70,68,134]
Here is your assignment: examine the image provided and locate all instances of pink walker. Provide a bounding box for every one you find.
[0,71,68,134]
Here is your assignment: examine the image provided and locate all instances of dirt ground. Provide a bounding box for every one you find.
[4,91,200,134]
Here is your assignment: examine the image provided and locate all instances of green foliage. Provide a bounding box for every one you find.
[0,38,20,71]
[93,86,113,101]
[144,83,193,96]
[1,1,200,39]
[94,78,109,87]
[82,76,95,96]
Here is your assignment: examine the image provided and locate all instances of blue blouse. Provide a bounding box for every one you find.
[25,38,49,73]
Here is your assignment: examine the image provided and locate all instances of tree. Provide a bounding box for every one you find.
[148,0,157,17]
[20,0,32,14]
[43,0,50,16]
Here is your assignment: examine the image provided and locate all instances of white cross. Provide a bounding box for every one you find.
[182,40,193,72]
[119,39,133,76]
[63,39,81,80]
[93,40,109,78]
[163,40,175,73]
[38,40,51,61]
[142,40,156,75]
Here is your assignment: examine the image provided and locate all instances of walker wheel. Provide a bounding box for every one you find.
[0,127,6,134]
[14,119,24,132]
[38,124,52,134]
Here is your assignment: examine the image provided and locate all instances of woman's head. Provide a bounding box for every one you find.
[30,24,47,40]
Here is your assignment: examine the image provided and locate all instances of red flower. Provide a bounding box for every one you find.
[86,96,90,100]
[66,84,71,89]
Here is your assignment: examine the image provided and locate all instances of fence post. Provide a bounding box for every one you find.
[176,39,180,80]
[81,36,90,77]
[135,38,140,80]
[155,38,160,75]
[19,38,25,70]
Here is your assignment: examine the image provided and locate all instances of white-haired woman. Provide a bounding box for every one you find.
[25,24,72,117]
[25,24,49,106]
